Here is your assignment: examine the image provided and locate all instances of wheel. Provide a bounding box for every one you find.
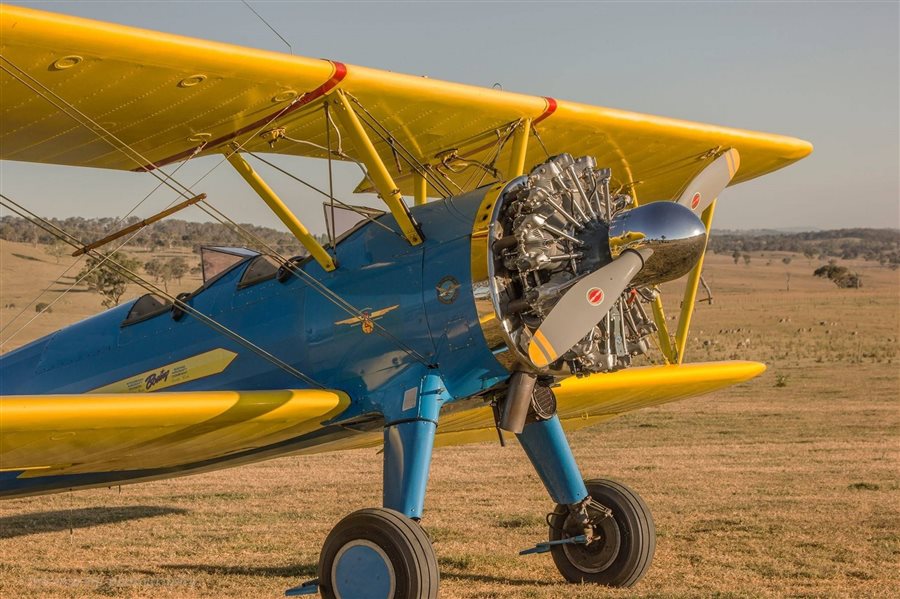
[317,507,439,599]
[548,478,655,587]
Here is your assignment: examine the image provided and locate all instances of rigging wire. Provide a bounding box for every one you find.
[324,102,337,247]
[465,121,520,191]
[531,125,552,160]
[244,150,402,238]
[279,134,382,204]
[342,93,454,199]
[0,194,326,388]
[0,145,206,342]
[240,0,293,55]
[1,55,432,366]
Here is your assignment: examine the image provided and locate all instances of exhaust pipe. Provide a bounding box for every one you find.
[499,371,537,434]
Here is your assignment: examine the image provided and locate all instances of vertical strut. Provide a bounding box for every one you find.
[507,119,532,178]
[413,171,428,206]
[674,199,716,363]
[332,90,423,245]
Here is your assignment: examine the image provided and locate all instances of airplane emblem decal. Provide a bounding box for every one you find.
[334,304,400,334]
[0,6,812,595]
[436,276,461,304]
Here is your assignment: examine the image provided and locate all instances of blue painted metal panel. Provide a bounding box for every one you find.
[0,192,518,496]
[383,419,436,519]
[516,415,589,505]
[381,373,450,518]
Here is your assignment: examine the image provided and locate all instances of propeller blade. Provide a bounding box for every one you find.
[527,250,645,368]
[676,149,740,214]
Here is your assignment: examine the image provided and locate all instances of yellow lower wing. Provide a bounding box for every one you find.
[434,361,765,447]
[0,389,348,477]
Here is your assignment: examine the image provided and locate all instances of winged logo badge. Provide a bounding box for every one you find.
[334,305,400,334]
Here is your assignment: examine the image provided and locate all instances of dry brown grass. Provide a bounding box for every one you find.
[1,243,898,598]
[0,241,200,353]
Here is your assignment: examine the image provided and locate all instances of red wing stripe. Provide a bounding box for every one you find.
[135,61,348,172]
[533,97,558,125]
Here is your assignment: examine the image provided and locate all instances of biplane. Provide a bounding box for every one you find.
[0,5,812,598]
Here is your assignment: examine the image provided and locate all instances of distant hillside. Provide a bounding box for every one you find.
[708,228,899,266]
[0,216,315,257]
[1,217,897,267]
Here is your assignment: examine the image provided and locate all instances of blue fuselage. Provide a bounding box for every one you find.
[0,189,510,424]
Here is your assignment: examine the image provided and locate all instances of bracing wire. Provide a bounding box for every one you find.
[324,102,337,247]
[1,54,432,366]
[244,150,402,238]
[0,144,206,343]
[0,194,326,388]
[241,0,293,55]
[342,93,454,199]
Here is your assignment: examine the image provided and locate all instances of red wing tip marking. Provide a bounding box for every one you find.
[534,97,558,125]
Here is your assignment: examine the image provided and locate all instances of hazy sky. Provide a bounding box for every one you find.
[1,0,898,233]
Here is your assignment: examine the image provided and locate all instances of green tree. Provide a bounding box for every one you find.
[79,252,141,308]
[144,257,170,292]
[167,257,188,283]
[144,258,164,282]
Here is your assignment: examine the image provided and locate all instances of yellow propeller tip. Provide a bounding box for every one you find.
[528,343,549,368]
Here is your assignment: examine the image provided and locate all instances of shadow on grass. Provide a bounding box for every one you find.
[443,571,558,587]
[0,506,187,539]
[162,562,555,587]
[161,562,318,578]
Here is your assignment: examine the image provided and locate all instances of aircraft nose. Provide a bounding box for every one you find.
[607,201,707,287]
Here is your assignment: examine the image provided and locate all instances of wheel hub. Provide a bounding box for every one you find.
[332,539,396,599]
[562,510,621,573]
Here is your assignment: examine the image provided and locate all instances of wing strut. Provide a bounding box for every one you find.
[674,200,716,363]
[413,172,428,206]
[649,294,676,364]
[507,119,532,178]
[224,149,337,272]
[332,91,424,246]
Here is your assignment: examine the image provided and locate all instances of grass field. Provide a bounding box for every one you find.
[1,240,898,598]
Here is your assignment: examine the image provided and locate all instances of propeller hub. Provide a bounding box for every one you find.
[608,202,708,287]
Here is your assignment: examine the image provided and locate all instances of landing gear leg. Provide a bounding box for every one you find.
[315,375,445,599]
[517,415,656,588]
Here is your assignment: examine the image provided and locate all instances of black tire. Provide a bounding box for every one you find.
[549,479,655,587]
[317,507,439,599]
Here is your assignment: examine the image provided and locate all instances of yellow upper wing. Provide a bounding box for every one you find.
[1,5,811,203]
[0,389,348,477]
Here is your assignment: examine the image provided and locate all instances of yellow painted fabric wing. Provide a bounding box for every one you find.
[1,5,811,204]
[432,361,765,448]
[0,389,348,477]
